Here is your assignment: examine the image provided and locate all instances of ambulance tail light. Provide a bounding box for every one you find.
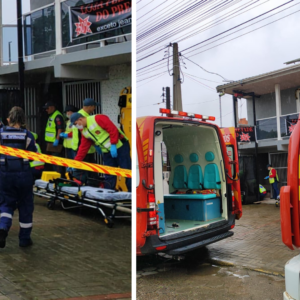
[147,193,157,228]
[231,190,236,211]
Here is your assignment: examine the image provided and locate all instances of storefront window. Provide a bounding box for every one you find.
[24,5,55,55]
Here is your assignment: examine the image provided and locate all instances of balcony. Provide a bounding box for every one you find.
[256,113,298,141]
[2,0,131,64]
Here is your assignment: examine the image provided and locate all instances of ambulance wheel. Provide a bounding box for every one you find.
[275,201,280,207]
[105,217,113,228]
[47,200,55,210]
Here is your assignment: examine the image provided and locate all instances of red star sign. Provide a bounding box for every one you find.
[75,16,92,37]
[240,132,251,142]
[289,123,296,134]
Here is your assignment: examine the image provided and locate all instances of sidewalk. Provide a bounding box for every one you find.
[207,201,296,276]
[0,197,131,300]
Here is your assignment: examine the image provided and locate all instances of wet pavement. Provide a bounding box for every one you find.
[137,201,295,299]
[0,196,131,300]
[137,262,285,300]
[207,201,296,275]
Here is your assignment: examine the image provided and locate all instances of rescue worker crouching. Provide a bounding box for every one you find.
[43,101,65,177]
[0,107,36,248]
[69,112,132,192]
[30,132,45,183]
[61,98,98,184]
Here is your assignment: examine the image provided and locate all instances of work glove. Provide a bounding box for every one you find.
[53,139,59,147]
[110,144,118,158]
[264,176,269,179]
[59,132,69,139]
[95,145,102,155]
[67,167,74,172]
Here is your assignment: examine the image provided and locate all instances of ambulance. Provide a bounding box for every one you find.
[136,109,242,256]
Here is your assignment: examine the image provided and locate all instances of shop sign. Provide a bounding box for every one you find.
[69,0,131,41]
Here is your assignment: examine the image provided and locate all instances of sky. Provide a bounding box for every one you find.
[136,0,300,127]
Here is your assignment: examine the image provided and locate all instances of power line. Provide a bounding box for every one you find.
[187,7,300,58]
[184,1,300,56]
[137,71,168,83]
[181,0,294,52]
[183,55,232,82]
[137,0,229,53]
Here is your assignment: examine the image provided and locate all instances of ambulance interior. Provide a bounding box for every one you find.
[154,122,228,237]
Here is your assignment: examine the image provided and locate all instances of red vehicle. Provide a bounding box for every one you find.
[280,115,300,250]
[136,109,242,256]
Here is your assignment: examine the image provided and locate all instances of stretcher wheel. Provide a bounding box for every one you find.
[104,217,113,228]
[47,200,55,210]
[275,201,280,207]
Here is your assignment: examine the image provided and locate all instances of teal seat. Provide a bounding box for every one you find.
[204,152,221,189]
[188,153,203,189]
[173,154,187,189]
[173,165,188,189]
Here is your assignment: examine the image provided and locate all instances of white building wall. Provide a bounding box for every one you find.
[101,64,131,126]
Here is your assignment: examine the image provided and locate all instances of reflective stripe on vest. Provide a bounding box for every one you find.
[269,168,279,184]
[63,120,73,149]
[45,110,63,142]
[30,143,45,168]
[82,115,127,153]
[72,109,95,154]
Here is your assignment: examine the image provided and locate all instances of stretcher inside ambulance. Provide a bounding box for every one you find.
[137,109,242,256]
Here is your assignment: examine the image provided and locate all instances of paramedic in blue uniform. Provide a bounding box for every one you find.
[0,107,36,248]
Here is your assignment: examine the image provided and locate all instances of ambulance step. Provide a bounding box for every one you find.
[167,231,233,255]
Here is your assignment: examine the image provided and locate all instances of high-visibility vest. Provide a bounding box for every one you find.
[259,184,266,194]
[72,109,95,154]
[45,110,63,142]
[269,168,279,184]
[30,143,45,168]
[82,115,127,153]
[63,120,73,149]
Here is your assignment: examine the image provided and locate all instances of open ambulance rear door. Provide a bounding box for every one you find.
[220,127,242,219]
[136,123,149,255]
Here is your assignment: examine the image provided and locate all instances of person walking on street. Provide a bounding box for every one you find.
[69,112,132,192]
[265,164,279,200]
[60,105,78,159]
[0,107,37,248]
[43,101,65,176]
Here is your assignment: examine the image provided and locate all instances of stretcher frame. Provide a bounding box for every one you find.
[33,178,131,228]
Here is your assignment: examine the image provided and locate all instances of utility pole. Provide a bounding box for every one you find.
[16,0,25,107]
[172,43,182,111]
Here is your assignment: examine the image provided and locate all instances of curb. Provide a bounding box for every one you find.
[207,258,285,278]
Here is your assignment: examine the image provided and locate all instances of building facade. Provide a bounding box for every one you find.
[217,63,300,201]
[0,0,131,153]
